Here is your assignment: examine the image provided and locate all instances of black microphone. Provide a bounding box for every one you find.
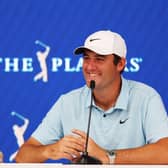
[79,80,102,164]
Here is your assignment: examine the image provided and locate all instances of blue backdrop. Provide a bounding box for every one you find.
[0,0,168,163]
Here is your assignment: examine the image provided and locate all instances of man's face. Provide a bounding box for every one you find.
[82,50,125,90]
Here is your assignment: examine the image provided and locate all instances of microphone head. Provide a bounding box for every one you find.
[90,80,95,89]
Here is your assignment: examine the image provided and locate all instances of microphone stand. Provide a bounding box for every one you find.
[79,80,102,164]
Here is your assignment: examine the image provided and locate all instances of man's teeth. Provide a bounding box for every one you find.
[89,74,96,77]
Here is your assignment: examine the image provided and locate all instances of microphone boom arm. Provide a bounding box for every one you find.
[84,82,94,156]
[79,80,102,164]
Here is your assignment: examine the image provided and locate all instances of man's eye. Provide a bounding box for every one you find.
[96,57,105,61]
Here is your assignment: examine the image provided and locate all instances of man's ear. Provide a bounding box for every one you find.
[117,58,126,72]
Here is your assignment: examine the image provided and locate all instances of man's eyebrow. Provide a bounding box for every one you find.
[96,54,105,57]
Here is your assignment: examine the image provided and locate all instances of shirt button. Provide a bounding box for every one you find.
[103,114,106,117]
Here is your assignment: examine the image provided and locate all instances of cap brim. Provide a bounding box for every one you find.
[74,46,121,56]
[74,46,89,55]
[74,46,104,55]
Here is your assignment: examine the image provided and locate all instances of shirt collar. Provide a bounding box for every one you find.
[85,76,129,111]
[114,76,128,110]
[85,86,93,108]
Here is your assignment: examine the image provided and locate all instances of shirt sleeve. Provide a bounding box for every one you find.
[31,96,64,145]
[144,92,168,143]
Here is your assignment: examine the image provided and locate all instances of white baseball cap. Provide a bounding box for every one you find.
[74,30,127,58]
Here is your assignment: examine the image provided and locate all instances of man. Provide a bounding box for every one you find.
[15,30,168,164]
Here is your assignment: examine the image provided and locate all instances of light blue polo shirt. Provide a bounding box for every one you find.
[32,77,168,150]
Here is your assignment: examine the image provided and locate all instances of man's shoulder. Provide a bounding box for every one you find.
[125,78,159,97]
[62,85,89,98]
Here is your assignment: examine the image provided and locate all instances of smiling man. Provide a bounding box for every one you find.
[16,30,168,164]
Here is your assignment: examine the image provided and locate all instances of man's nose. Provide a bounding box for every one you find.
[86,59,97,69]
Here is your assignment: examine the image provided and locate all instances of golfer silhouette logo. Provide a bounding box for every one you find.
[34,40,50,82]
[9,112,29,162]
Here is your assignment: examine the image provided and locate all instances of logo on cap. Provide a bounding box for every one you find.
[89,38,101,42]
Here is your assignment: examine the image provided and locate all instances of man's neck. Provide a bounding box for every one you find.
[94,79,122,111]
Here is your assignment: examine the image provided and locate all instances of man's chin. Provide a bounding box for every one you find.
[86,81,99,89]
[86,80,94,87]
